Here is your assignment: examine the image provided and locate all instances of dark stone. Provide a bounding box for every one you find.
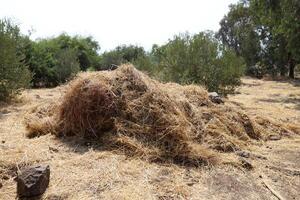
[0,182,3,188]
[17,165,50,197]
[109,64,118,70]
[208,92,224,104]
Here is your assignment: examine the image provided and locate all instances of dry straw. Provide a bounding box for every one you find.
[25,65,299,166]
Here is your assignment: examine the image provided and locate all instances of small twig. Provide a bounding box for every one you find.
[261,174,286,200]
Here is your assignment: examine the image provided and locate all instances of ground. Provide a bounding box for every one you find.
[0,77,299,200]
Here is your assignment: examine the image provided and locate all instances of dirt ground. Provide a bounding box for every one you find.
[0,77,299,200]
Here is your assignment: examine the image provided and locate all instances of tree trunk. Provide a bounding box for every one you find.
[288,53,295,79]
[288,59,295,79]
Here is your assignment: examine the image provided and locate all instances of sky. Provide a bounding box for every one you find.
[0,0,238,52]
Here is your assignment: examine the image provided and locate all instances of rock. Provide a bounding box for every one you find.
[236,150,250,158]
[239,158,253,170]
[0,182,3,188]
[208,92,224,104]
[17,165,50,197]
[109,64,119,70]
[268,135,281,141]
[1,140,5,144]
[208,92,218,98]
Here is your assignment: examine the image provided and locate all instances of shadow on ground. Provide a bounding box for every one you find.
[257,95,300,110]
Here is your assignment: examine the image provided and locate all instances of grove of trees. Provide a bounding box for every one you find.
[219,0,300,78]
[1,0,299,101]
[25,34,100,87]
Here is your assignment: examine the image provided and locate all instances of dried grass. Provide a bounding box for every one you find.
[25,65,299,166]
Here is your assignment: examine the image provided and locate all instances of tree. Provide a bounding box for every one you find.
[26,34,100,86]
[53,49,80,84]
[53,34,100,71]
[277,0,300,78]
[250,0,291,77]
[98,45,148,70]
[0,19,31,101]
[218,1,261,73]
[221,0,300,78]
[152,32,244,94]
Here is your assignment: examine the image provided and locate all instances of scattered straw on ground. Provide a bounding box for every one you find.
[1,72,300,199]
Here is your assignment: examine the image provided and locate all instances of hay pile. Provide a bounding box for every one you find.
[26,65,297,166]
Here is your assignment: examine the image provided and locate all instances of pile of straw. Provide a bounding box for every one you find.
[26,65,297,166]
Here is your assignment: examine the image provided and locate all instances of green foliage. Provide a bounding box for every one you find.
[132,53,155,74]
[53,34,100,71]
[98,50,123,70]
[218,1,261,74]
[250,0,290,76]
[220,0,300,78]
[215,47,245,93]
[152,32,244,94]
[27,34,99,86]
[98,45,147,70]
[0,19,31,101]
[53,49,80,84]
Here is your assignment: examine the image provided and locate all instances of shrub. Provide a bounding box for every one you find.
[27,34,100,87]
[0,19,31,101]
[152,32,244,94]
[53,49,80,84]
[97,45,148,70]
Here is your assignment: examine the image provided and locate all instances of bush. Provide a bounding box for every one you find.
[152,32,244,94]
[26,34,100,87]
[98,50,123,70]
[0,19,31,101]
[53,49,80,84]
[214,48,245,94]
[97,45,148,70]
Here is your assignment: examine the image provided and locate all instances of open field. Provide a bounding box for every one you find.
[0,76,300,200]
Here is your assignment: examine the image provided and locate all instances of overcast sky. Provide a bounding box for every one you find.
[0,0,238,52]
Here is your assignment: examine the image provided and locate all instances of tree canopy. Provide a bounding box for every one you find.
[25,34,100,86]
[0,19,31,101]
[219,0,300,78]
[4,0,300,102]
[151,32,244,93]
